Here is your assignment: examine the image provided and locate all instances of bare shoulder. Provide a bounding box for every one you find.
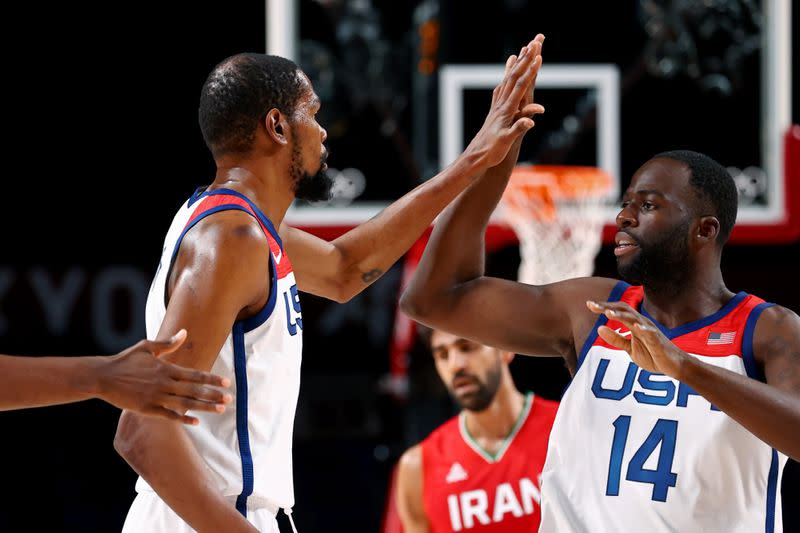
[398,444,423,475]
[753,305,800,390]
[186,209,268,251]
[170,210,270,297]
[754,305,800,350]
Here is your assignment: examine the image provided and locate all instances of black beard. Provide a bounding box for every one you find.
[291,146,333,202]
[617,218,692,292]
[452,361,502,413]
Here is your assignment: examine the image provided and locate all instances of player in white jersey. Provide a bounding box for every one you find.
[401,36,799,533]
[114,43,545,533]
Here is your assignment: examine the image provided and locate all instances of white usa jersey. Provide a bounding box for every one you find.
[138,187,303,516]
[540,281,787,533]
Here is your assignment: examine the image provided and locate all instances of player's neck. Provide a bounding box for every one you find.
[210,162,294,227]
[463,385,526,442]
[642,270,735,329]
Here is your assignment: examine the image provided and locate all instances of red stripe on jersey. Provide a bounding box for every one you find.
[593,286,766,357]
[186,194,294,280]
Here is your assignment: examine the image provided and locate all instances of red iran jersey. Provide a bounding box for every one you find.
[421,393,558,532]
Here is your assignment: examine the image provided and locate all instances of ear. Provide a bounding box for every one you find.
[264,108,289,146]
[695,216,720,245]
[501,350,515,364]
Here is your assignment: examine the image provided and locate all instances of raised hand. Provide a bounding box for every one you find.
[98,330,232,424]
[463,34,546,170]
[587,300,688,378]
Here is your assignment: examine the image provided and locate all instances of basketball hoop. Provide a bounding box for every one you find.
[498,165,612,285]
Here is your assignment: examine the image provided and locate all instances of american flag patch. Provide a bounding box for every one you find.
[707,331,736,345]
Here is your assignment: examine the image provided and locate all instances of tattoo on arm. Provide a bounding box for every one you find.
[361,268,383,284]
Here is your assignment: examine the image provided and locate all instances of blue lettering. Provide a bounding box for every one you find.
[284,284,303,335]
[591,359,719,411]
[591,359,637,400]
[634,370,676,406]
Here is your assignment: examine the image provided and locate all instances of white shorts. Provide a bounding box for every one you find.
[121,491,280,533]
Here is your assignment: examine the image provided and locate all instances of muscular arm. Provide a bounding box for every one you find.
[400,37,614,359]
[281,38,544,304]
[396,446,429,533]
[0,333,231,423]
[114,212,265,533]
[678,305,800,459]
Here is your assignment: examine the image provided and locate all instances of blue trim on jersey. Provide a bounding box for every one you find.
[170,203,280,332]
[197,188,284,248]
[765,449,779,533]
[232,323,254,517]
[574,281,630,375]
[240,250,279,333]
[170,205,253,265]
[742,302,775,382]
[188,186,208,207]
[640,291,748,340]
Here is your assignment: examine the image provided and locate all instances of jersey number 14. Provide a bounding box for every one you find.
[606,416,678,502]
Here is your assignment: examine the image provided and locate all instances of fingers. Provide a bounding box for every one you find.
[509,117,535,138]
[168,378,233,405]
[587,300,660,341]
[170,363,232,388]
[148,329,188,358]
[497,44,536,103]
[160,392,229,415]
[148,406,201,425]
[597,325,632,352]
[515,103,546,121]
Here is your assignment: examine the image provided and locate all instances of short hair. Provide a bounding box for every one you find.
[198,53,304,156]
[655,150,738,244]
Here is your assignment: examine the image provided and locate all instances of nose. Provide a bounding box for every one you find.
[320,125,327,143]
[616,204,637,229]
[447,350,469,373]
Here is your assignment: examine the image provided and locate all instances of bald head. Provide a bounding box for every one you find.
[198,53,304,157]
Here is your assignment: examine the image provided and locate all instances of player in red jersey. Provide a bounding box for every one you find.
[395,326,558,532]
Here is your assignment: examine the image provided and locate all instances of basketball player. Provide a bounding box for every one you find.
[395,327,558,532]
[114,37,546,533]
[401,114,800,532]
[0,329,231,424]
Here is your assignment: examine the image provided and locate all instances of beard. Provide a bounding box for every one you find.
[450,360,502,413]
[617,217,691,291]
[291,144,333,202]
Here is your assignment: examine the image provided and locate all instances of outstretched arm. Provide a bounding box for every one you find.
[396,445,430,533]
[0,331,231,424]
[400,36,615,360]
[281,38,544,303]
[589,301,800,460]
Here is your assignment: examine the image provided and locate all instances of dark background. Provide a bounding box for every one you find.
[0,1,797,531]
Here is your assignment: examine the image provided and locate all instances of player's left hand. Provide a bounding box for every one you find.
[587,300,689,379]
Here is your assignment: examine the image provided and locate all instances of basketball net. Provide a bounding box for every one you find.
[498,165,612,285]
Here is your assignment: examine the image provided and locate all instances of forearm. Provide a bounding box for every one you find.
[680,358,800,460]
[0,354,102,410]
[330,152,484,298]
[115,412,256,532]
[401,140,523,315]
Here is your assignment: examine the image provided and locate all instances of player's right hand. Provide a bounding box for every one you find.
[463,34,545,170]
[97,330,232,424]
